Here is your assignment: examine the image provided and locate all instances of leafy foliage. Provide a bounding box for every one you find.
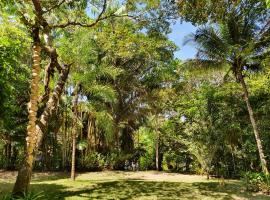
[2,191,44,200]
[243,172,270,193]
[0,0,270,198]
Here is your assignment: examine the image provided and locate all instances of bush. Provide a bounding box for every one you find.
[0,154,8,168]
[139,154,153,170]
[105,152,130,170]
[242,172,270,194]
[81,152,105,171]
[111,153,133,170]
[106,148,145,170]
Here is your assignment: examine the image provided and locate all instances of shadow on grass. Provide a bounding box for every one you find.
[1,180,269,200]
[33,181,270,200]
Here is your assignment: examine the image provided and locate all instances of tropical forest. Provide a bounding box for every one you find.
[0,0,270,199]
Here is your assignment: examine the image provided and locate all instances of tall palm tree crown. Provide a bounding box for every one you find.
[184,1,269,79]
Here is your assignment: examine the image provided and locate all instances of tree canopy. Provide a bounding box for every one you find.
[0,0,270,198]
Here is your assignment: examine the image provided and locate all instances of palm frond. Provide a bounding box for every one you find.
[95,111,114,142]
[192,27,229,61]
[97,65,123,80]
[181,59,230,81]
[183,59,229,71]
[83,84,117,103]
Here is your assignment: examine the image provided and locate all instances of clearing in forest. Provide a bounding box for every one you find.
[0,171,269,200]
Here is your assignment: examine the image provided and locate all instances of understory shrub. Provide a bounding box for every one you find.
[105,152,131,170]
[107,148,145,170]
[0,154,8,168]
[163,151,189,172]
[242,172,270,194]
[80,152,106,171]
[111,153,133,170]
[139,154,154,170]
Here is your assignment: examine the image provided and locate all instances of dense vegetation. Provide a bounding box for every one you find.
[0,0,270,198]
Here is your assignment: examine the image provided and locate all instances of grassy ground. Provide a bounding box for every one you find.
[0,170,269,200]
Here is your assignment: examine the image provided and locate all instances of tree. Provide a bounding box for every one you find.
[70,84,80,181]
[184,3,270,174]
[55,4,177,170]
[176,0,269,25]
[0,13,31,170]
[7,0,121,195]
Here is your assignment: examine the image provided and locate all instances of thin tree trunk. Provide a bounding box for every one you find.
[62,107,67,170]
[13,42,41,195]
[185,153,191,173]
[114,126,120,151]
[87,115,92,154]
[156,132,159,171]
[35,64,70,148]
[231,148,236,176]
[71,84,79,181]
[93,121,97,151]
[71,130,77,180]
[11,146,18,170]
[239,73,269,175]
[6,140,11,169]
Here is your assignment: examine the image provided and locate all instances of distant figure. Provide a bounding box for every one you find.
[131,161,137,171]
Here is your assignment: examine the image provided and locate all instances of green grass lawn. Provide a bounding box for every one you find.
[0,171,269,200]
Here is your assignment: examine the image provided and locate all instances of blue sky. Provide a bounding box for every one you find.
[87,6,197,60]
[86,4,197,60]
[168,21,197,60]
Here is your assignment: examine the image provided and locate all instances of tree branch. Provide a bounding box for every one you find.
[97,0,107,22]
[43,0,67,13]
[51,0,109,29]
[51,13,137,29]
[39,44,63,104]
[31,0,43,18]
[36,63,71,148]
[18,11,33,28]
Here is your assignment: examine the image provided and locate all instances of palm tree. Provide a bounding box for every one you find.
[184,10,270,174]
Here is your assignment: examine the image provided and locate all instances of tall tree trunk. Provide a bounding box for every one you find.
[71,130,77,181]
[87,115,93,153]
[62,107,68,170]
[71,84,79,181]
[185,153,191,173]
[114,124,120,151]
[93,121,97,151]
[11,145,18,170]
[6,139,11,169]
[13,49,70,195]
[155,132,159,171]
[239,73,269,175]
[13,43,41,195]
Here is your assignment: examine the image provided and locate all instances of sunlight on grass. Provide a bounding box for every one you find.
[0,171,269,200]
